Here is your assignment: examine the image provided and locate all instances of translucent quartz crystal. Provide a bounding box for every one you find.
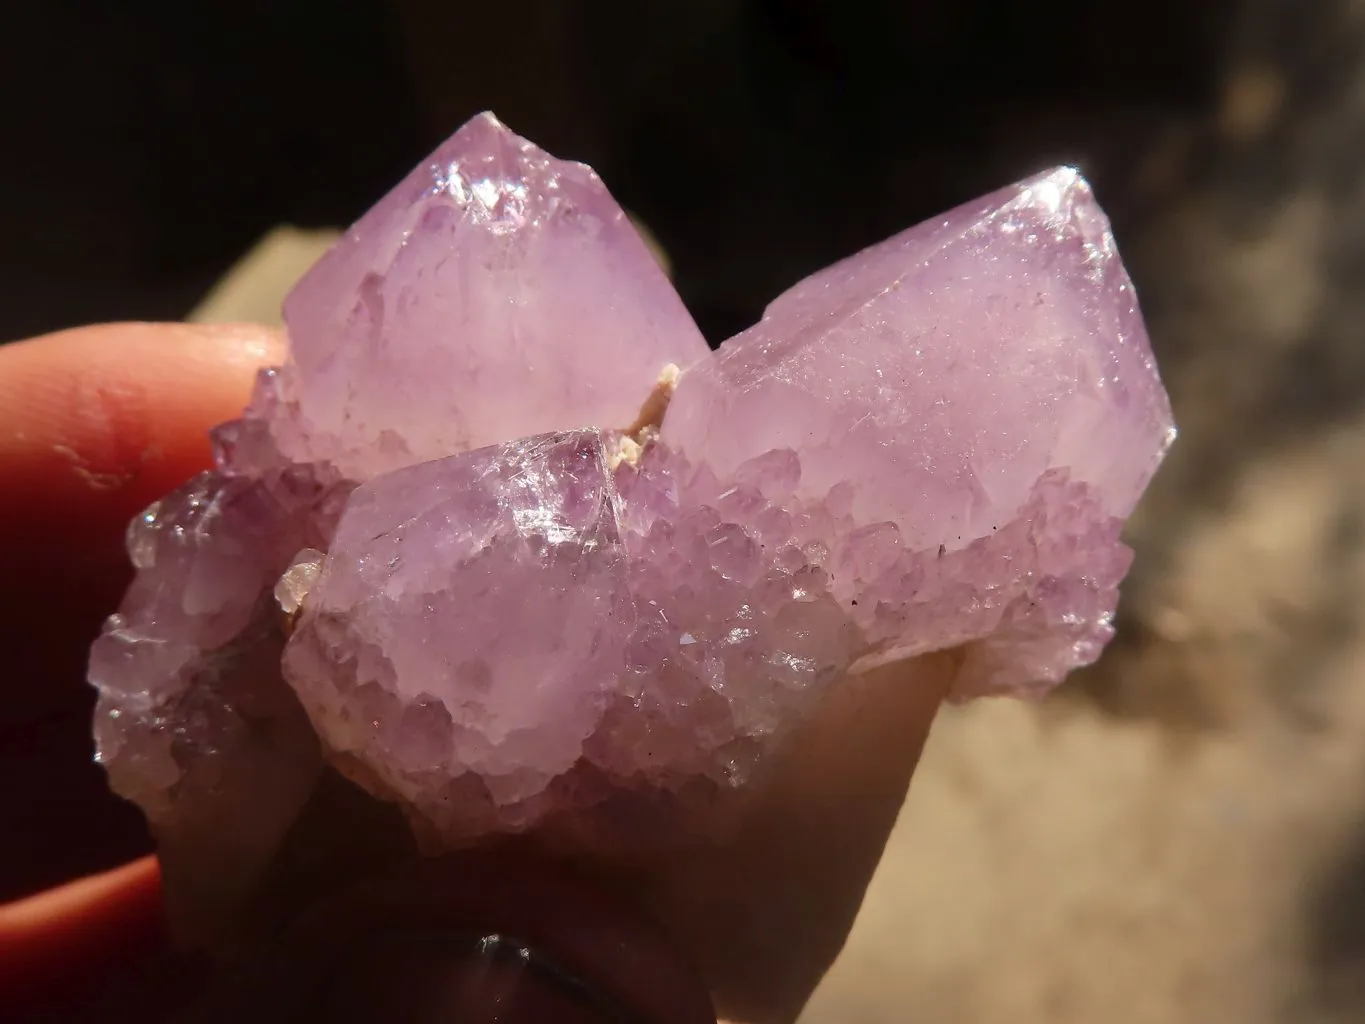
[284,432,861,842]
[88,113,1174,932]
[661,167,1174,690]
[284,432,637,830]
[264,111,710,479]
[663,168,1169,527]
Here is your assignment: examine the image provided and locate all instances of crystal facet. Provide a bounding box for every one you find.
[663,168,1171,526]
[284,430,635,829]
[88,113,1174,941]
[269,112,710,478]
[662,167,1172,691]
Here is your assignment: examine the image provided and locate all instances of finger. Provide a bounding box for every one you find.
[0,322,950,1024]
[0,857,164,1012]
[0,321,283,551]
[0,323,282,901]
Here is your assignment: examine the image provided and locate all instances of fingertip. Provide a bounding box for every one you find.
[0,322,282,523]
[0,857,167,1009]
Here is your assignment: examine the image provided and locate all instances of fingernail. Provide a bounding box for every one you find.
[190,855,715,1024]
[313,929,641,1023]
[195,928,644,1024]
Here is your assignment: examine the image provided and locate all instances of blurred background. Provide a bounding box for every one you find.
[4,1,1365,1020]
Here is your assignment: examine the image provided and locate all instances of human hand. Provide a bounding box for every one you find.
[0,323,948,1023]
[0,323,285,1019]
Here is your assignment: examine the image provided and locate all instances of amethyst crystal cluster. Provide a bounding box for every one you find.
[89,113,1173,925]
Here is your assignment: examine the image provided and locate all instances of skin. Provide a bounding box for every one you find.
[0,323,947,1023]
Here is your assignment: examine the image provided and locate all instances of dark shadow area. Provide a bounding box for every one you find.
[1305,811,1365,1016]
[0,0,1232,344]
[574,0,1233,340]
[0,1,423,340]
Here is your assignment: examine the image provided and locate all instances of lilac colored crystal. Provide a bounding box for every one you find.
[88,113,1174,932]
[283,432,861,842]
[662,167,1174,691]
[264,112,709,479]
[283,431,636,830]
[663,169,1171,527]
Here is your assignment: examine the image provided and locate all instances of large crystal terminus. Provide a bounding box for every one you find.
[266,112,710,479]
[89,113,1174,939]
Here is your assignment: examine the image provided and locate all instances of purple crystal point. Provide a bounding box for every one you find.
[663,167,1174,692]
[271,112,709,479]
[664,168,1173,527]
[88,112,1175,943]
[87,467,343,934]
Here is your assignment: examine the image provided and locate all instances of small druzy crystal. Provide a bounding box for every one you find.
[88,112,1174,943]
